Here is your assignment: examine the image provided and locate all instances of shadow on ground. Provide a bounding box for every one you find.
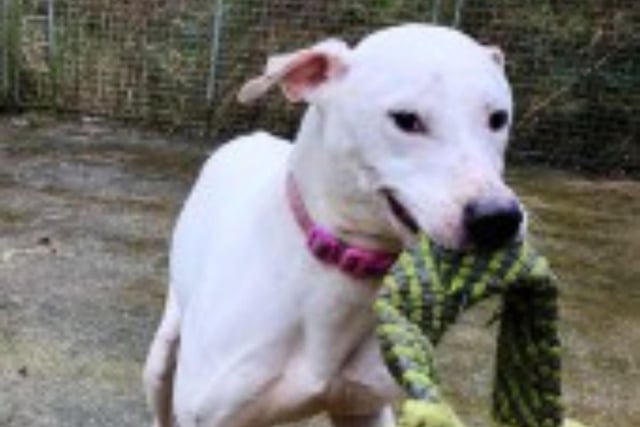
[0,117,638,427]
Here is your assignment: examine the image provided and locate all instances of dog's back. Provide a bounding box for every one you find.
[170,131,292,308]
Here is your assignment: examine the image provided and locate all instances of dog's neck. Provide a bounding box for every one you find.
[288,107,402,253]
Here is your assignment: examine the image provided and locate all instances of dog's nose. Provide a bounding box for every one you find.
[463,198,523,250]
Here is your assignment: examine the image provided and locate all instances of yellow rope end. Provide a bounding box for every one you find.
[398,400,465,427]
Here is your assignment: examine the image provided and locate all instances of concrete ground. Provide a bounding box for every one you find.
[0,116,638,427]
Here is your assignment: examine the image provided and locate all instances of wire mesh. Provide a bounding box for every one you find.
[0,0,638,174]
[2,0,214,130]
[463,0,639,174]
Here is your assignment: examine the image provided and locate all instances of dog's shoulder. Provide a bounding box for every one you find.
[210,131,291,162]
[197,130,292,186]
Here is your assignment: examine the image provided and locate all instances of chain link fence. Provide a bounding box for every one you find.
[1,0,638,174]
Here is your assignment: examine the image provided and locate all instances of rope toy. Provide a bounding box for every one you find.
[374,234,590,427]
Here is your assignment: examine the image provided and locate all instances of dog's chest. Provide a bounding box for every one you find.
[262,313,400,419]
[287,272,401,414]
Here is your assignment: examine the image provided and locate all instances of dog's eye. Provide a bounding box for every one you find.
[488,110,509,131]
[389,111,427,135]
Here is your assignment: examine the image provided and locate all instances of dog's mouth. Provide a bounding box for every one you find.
[382,190,420,234]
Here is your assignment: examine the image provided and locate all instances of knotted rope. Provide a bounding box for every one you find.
[374,235,588,427]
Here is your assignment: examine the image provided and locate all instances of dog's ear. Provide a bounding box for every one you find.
[237,39,350,104]
[486,45,505,69]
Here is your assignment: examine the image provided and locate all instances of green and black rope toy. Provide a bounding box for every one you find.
[374,234,589,427]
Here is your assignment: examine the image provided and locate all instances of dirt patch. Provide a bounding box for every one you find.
[0,116,638,427]
[0,116,206,427]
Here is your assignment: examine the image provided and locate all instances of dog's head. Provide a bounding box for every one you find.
[239,24,524,251]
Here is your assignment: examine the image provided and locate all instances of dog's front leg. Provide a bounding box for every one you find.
[329,406,395,427]
[174,366,279,427]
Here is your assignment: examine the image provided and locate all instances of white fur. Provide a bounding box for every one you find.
[143,24,519,427]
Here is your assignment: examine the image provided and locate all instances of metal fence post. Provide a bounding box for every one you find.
[453,0,465,28]
[431,0,442,23]
[47,0,57,106]
[207,0,224,104]
[47,0,54,64]
[205,0,225,135]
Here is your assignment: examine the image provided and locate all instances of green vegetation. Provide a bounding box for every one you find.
[0,0,23,107]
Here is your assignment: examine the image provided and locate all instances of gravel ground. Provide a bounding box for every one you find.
[0,116,638,427]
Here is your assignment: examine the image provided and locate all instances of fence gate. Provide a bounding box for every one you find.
[0,0,637,174]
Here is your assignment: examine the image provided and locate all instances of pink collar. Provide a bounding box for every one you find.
[287,173,398,279]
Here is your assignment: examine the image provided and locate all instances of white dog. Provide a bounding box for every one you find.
[143,24,524,427]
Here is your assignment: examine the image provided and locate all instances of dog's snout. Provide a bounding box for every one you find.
[463,198,523,250]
